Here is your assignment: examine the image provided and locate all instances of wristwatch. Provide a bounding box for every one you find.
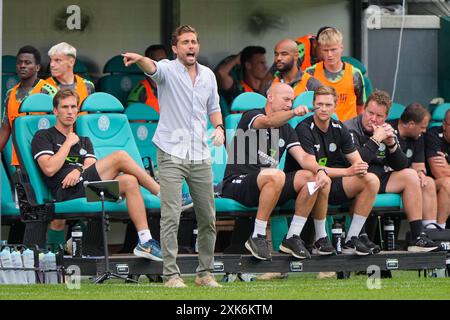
[317,167,328,176]
[75,166,84,174]
[215,124,225,132]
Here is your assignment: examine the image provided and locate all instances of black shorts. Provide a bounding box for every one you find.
[222,171,297,207]
[378,171,393,194]
[329,177,353,205]
[53,164,102,202]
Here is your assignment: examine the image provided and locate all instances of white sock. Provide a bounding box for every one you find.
[422,219,437,228]
[314,219,327,241]
[287,215,308,239]
[138,229,152,243]
[438,223,446,229]
[253,219,268,237]
[345,214,367,242]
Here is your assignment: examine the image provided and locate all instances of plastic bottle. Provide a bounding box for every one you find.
[384,218,395,251]
[0,247,17,284]
[37,252,45,283]
[71,224,83,258]
[11,249,27,284]
[331,221,343,254]
[22,249,36,284]
[44,251,58,284]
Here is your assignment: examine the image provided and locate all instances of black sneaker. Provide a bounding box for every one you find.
[359,233,381,254]
[279,235,311,259]
[312,237,336,256]
[407,232,439,252]
[245,234,272,260]
[342,236,371,256]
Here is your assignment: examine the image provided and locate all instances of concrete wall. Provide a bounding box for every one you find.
[3,0,160,77]
[181,0,352,69]
[3,0,352,75]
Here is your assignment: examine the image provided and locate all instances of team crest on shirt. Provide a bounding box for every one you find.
[329,143,337,152]
[406,149,413,158]
[79,148,87,156]
[278,139,285,148]
[379,143,386,151]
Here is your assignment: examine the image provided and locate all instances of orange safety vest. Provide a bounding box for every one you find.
[313,62,357,122]
[295,34,314,71]
[46,74,89,107]
[272,72,311,97]
[141,79,160,113]
[240,80,255,93]
[7,80,48,166]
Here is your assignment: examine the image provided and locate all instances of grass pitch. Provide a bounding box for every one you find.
[0,271,448,300]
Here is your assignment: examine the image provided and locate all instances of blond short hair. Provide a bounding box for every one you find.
[317,27,343,46]
[48,42,77,58]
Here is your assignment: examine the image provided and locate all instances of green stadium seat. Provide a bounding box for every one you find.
[342,56,367,75]
[1,160,19,218]
[430,103,450,127]
[98,55,145,106]
[387,102,406,121]
[293,91,314,110]
[78,93,160,210]
[2,137,16,177]
[230,92,266,112]
[125,103,160,172]
[103,55,142,74]
[98,74,145,106]
[2,55,17,73]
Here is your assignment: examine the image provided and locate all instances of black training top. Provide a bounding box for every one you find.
[31,127,97,192]
[424,126,450,177]
[388,119,425,168]
[284,114,355,173]
[345,115,408,177]
[223,108,300,180]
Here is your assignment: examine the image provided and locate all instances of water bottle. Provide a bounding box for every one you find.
[0,247,17,284]
[71,224,83,258]
[331,221,343,254]
[193,228,199,253]
[384,218,395,251]
[22,249,36,284]
[44,251,58,284]
[11,249,27,284]
[37,252,45,284]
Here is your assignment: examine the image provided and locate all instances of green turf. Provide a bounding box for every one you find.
[0,271,448,300]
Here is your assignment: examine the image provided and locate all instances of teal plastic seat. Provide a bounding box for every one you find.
[76,93,160,211]
[373,193,403,209]
[1,160,19,217]
[293,91,314,110]
[342,56,367,75]
[98,74,145,106]
[3,137,16,177]
[431,103,450,123]
[103,55,143,74]
[125,103,160,171]
[2,74,19,109]
[230,92,266,112]
[387,103,406,121]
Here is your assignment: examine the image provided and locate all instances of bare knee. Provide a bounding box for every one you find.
[400,168,421,188]
[422,177,436,194]
[259,169,285,189]
[364,173,380,192]
[120,174,139,191]
[112,150,131,165]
